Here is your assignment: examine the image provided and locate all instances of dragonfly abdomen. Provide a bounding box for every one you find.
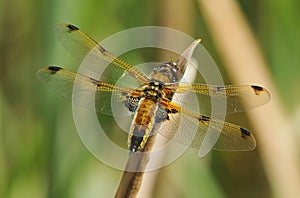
[128,98,158,152]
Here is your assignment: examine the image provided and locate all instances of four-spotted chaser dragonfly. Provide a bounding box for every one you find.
[37,24,270,154]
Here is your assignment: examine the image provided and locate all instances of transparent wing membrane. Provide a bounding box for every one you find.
[158,101,256,152]
[37,66,139,116]
[173,83,271,113]
[55,24,150,85]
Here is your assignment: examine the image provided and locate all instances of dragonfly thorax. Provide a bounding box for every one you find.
[141,80,165,102]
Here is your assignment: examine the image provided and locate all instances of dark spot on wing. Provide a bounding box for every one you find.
[89,77,100,86]
[251,85,263,91]
[66,24,79,32]
[240,127,251,138]
[48,66,62,74]
[98,45,107,54]
[216,86,225,91]
[199,115,211,121]
[251,85,263,95]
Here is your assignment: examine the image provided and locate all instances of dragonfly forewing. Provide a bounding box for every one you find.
[55,24,150,85]
[37,66,142,117]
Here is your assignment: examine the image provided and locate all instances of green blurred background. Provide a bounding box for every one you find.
[1,0,299,197]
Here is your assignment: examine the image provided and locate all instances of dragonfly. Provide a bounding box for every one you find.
[37,24,271,154]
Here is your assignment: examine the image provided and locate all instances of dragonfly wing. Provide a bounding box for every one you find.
[171,83,271,113]
[37,66,141,117]
[55,24,150,85]
[158,100,256,155]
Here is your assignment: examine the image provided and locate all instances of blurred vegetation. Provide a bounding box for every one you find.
[0,0,299,197]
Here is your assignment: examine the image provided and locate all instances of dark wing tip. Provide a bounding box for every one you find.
[36,66,62,81]
[66,24,79,32]
[251,85,270,97]
[240,127,251,137]
[47,66,62,74]
[251,85,263,91]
